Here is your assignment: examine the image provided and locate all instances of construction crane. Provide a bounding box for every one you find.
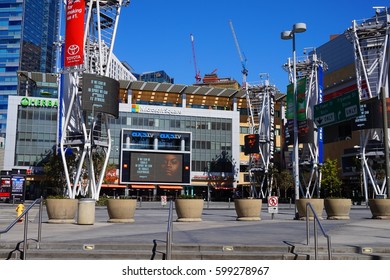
[229,20,248,88]
[190,33,201,83]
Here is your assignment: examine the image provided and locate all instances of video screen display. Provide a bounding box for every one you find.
[121,151,191,184]
[81,73,120,118]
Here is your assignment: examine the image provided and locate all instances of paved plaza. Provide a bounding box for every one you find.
[1,201,390,250]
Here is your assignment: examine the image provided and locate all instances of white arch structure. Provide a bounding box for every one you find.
[346,8,390,200]
[245,76,277,198]
[60,0,130,199]
[283,51,327,198]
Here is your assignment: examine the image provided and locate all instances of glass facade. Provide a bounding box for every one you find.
[316,34,354,75]
[10,103,234,178]
[133,71,174,83]
[15,104,58,166]
[109,112,233,173]
[0,0,59,136]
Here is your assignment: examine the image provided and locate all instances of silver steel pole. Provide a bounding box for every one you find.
[23,212,28,260]
[37,197,43,249]
[292,34,300,202]
[381,87,390,197]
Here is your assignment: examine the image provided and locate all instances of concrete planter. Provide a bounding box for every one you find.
[369,199,390,219]
[324,198,352,220]
[107,199,137,223]
[296,198,324,220]
[175,199,204,222]
[46,198,78,224]
[234,199,262,221]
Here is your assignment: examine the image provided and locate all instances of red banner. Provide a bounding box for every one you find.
[64,0,85,67]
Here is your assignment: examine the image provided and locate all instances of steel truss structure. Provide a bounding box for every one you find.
[245,76,276,198]
[60,0,129,199]
[346,8,390,199]
[283,51,327,198]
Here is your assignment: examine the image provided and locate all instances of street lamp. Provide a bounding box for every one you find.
[281,23,307,204]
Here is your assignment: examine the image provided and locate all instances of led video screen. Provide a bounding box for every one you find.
[121,151,191,184]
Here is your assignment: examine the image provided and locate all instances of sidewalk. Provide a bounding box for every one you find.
[1,202,389,249]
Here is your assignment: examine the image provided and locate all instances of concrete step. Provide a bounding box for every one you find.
[1,242,390,260]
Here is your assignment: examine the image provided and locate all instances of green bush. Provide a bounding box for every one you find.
[96,197,109,206]
[178,194,203,199]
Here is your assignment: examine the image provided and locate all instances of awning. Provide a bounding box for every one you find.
[214,186,234,190]
[159,185,183,190]
[100,184,126,189]
[190,182,208,186]
[131,184,155,189]
[236,183,251,187]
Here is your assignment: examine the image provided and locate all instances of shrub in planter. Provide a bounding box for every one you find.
[107,198,137,223]
[296,198,324,220]
[368,199,390,219]
[46,197,78,224]
[234,198,262,221]
[320,159,352,220]
[175,195,204,222]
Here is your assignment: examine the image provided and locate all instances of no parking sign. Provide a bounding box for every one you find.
[267,196,278,214]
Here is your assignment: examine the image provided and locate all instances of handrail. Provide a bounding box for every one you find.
[151,200,173,260]
[0,197,43,260]
[305,202,332,260]
[166,200,173,260]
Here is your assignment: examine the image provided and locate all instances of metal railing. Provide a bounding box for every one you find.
[151,200,173,260]
[165,200,173,260]
[0,197,43,260]
[305,202,332,260]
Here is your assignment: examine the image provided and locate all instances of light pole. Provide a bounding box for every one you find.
[281,23,307,204]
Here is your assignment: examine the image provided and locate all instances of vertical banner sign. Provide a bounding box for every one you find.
[64,0,85,67]
[297,77,309,140]
[269,91,275,163]
[285,83,294,146]
[286,83,294,120]
[317,66,324,164]
[296,77,307,122]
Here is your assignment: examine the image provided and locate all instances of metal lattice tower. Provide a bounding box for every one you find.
[60,0,129,199]
[245,76,277,198]
[283,51,327,198]
[345,7,390,199]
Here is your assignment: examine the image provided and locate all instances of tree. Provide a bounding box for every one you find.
[320,158,343,198]
[274,169,294,199]
[40,147,106,198]
[41,149,77,197]
[104,163,118,185]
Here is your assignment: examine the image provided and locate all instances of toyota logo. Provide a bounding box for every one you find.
[67,44,80,55]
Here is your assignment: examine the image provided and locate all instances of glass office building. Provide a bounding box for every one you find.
[3,76,247,199]
[0,0,60,137]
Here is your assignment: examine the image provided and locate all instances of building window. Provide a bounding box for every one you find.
[240,126,250,134]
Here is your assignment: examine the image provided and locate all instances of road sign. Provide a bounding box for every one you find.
[314,90,359,127]
[268,196,278,214]
[161,195,167,206]
[268,196,278,207]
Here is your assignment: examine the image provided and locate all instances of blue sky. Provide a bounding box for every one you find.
[114,0,388,92]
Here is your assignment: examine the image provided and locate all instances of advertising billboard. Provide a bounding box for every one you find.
[353,97,390,130]
[11,176,25,198]
[81,73,120,118]
[120,129,192,185]
[64,0,85,67]
[121,151,191,184]
[244,134,260,155]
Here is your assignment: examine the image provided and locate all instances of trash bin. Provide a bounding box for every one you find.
[77,198,96,225]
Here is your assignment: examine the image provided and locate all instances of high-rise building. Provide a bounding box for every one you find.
[0,0,60,137]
